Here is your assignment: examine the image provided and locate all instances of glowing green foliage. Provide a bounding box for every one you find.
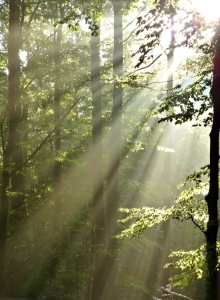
[117,164,211,239]
[165,244,207,287]
[54,1,103,35]
[164,242,220,288]
[148,71,213,126]
[117,207,172,239]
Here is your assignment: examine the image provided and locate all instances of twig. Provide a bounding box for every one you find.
[161,287,193,300]
[130,53,163,74]
[188,214,206,234]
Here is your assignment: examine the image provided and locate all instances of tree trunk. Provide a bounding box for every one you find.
[8,0,24,211]
[49,0,64,286]
[0,155,10,296]
[0,0,24,294]
[205,34,220,300]
[206,108,220,300]
[53,0,64,220]
[90,23,106,300]
[104,1,123,299]
[161,15,174,300]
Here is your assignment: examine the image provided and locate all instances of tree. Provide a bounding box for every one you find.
[117,1,220,299]
[0,0,216,298]
[103,1,123,299]
[53,0,64,224]
[0,0,24,294]
[90,19,106,300]
[160,13,175,300]
[205,28,220,300]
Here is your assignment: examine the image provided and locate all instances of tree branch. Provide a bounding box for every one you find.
[188,214,206,234]
[161,287,193,300]
[131,53,162,73]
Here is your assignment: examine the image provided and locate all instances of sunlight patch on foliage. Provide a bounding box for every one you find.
[165,242,220,288]
[117,166,210,238]
[148,71,213,127]
[117,207,172,239]
[165,244,206,288]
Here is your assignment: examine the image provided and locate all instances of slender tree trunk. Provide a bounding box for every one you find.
[205,33,220,300]
[161,15,174,300]
[48,0,64,286]
[0,0,23,294]
[53,0,64,220]
[90,23,106,300]
[104,1,123,299]
[22,103,28,162]
[0,155,9,296]
[166,17,174,98]
[8,0,24,211]
[9,2,24,212]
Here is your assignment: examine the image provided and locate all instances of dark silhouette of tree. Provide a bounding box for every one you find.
[0,0,24,294]
[205,27,220,300]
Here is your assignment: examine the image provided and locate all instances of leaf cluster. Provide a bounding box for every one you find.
[134,12,166,68]
[117,207,172,239]
[164,242,220,288]
[149,71,213,126]
[54,1,103,35]
[165,244,207,287]
[117,165,210,239]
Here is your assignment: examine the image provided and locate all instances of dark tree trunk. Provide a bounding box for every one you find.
[8,0,24,211]
[53,0,64,219]
[104,1,123,299]
[206,107,220,300]
[0,155,9,296]
[0,0,23,294]
[205,34,220,300]
[7,0,24,211]
[206,99,220,300]
[49,0,64,286]
[22,103,28,162]
[90,23,106,300]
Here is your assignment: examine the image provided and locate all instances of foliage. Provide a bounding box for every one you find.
[117,206,172,238]
[0,0,216,298]
[165,244,207,287]
[54,0,104,35]
[148,71,213,126]
[118,162,209,234]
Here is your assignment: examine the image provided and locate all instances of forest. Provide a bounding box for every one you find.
[0,0,220,299]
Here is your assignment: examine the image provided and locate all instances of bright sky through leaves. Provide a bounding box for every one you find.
[192,0,220,21]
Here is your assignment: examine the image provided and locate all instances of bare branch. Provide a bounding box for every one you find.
[161,287,194,300]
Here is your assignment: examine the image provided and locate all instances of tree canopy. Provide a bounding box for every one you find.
[0,0,219,299]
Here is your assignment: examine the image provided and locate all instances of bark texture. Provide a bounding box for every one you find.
[205,33,220,300]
